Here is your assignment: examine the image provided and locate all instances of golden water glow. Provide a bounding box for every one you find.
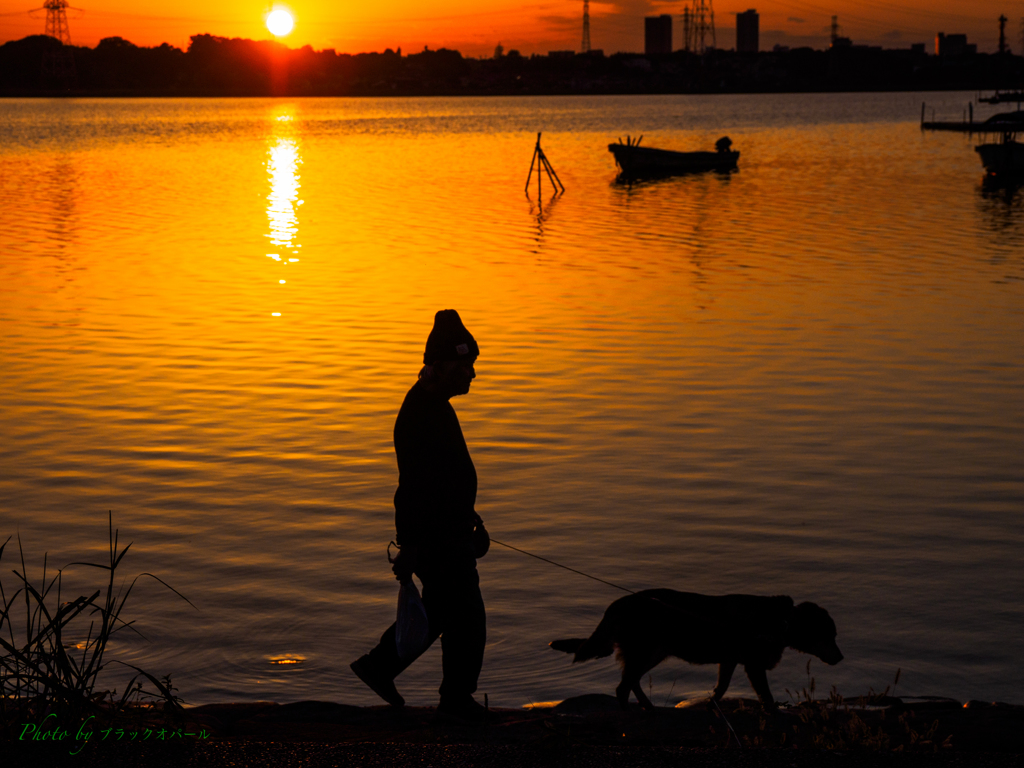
[2,97,1023,709]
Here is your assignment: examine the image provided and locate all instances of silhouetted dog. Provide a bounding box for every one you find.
[550,589,842,709]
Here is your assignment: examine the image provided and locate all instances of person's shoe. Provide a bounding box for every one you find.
[436,694,492,723]
[350,655,404,708]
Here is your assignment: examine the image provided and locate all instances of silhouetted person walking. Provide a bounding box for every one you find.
[351,309,489,721]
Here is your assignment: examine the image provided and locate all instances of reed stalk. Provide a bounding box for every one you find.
[0,513,194,738]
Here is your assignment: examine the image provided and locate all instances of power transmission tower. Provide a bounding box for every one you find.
[581,0,591,53]
[686,0,715,55]
[41,0,77,84]
[999,14,1007,54]
[682,8,692,52]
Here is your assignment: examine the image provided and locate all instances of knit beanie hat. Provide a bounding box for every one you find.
[423,310,479,365]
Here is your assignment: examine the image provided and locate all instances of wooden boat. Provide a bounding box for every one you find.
[979,110,1024,130]
[976,130,1024,175]
[608,135,739,177]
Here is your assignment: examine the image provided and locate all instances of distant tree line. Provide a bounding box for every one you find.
[2,33,1023,96]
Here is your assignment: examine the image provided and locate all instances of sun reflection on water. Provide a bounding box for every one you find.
[266,137,301,250]
[265,107,302,317]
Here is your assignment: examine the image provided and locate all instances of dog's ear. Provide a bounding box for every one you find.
[756,596,794,645]
[793,601,833,624]
[792,601,832,631]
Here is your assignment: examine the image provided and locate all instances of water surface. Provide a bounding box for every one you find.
[1,93,1022,707]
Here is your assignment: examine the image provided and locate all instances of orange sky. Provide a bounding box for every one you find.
[0,0,1014,57]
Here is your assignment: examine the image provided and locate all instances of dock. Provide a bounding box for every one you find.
[920,101,1024,133]
[920,121,984,132]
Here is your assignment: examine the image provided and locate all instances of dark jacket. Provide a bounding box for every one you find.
[393,381,477,562]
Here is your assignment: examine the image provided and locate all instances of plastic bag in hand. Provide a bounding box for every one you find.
[395,580,429,660]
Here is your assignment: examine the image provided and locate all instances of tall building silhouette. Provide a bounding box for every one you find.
[645,15,672,55]
[736,9,758,53]
[935,33,975,56]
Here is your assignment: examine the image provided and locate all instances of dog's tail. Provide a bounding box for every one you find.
[549,638,587,654]
[550,616,615,663]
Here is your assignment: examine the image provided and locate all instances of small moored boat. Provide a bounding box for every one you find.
[978,110,1024,131]
[609,135,739,177]
[975,129,1024,176]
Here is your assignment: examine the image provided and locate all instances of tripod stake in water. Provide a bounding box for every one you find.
[525,132,565,196]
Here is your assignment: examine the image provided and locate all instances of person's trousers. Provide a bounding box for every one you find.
[365,566,485,699]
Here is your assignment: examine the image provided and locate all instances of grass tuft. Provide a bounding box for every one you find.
[0,512,194,739]
[741,665,953,752]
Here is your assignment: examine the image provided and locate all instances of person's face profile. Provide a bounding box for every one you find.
[439,358,476,397]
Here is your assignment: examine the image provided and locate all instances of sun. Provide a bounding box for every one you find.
[266,9,294,37]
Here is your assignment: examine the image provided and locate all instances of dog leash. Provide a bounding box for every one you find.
[490,538,721,619]
[389,537,634,593]
[489,538,636,594]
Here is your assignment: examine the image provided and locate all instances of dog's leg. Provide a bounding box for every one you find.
[712,661,736,700]
[744,665,776,709]
[618,654,662,711]
[631,681,655,711]
[616,676,635,710]
[617,675,655,711]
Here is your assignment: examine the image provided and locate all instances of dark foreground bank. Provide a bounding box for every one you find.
[6,694,1023,767]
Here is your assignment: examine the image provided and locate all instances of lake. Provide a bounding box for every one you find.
[1,92,1022,708]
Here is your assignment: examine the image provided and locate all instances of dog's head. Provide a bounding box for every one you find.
[788,602,843,665]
